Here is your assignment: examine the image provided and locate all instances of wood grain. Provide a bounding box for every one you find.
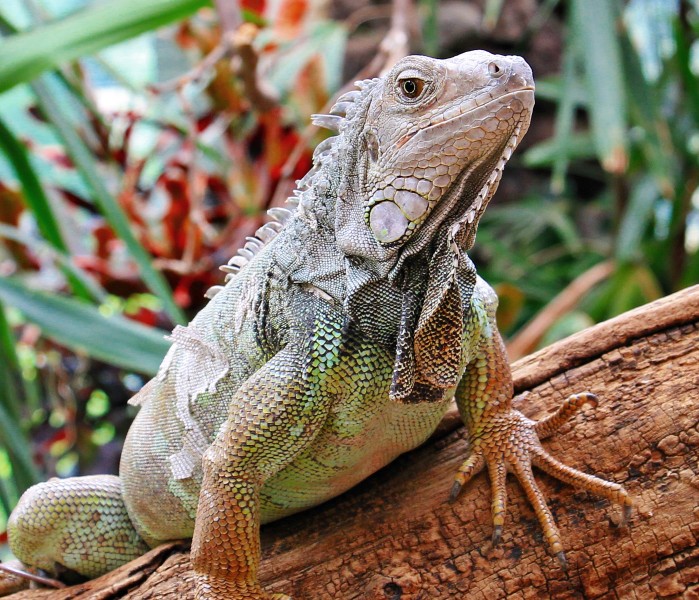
[8,285,699,599]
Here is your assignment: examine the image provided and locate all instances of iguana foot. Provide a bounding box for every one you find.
[450,393,632,567]
[195,576,291,599]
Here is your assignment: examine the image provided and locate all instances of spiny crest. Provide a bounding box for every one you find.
[203,211,290,299]
[205,78,378,300]
[306,79,377,172]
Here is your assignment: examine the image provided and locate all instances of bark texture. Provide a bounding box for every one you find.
[9,285,699,600]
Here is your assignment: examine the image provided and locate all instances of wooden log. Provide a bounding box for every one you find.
[8,285,699,599]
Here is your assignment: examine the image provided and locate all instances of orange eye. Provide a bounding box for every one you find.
[399,78,425,99]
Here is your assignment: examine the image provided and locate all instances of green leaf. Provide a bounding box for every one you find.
[0,298,40,493]
[523,132,596,168]
[0,403,40,494]
[0,115,97,300]
[619,25,675,199]
[483,0,506,31]
[533,77,588,106]
[420,0,439,57]
[0,300,22,422]
[0,277,171,376]
[549,45,578,194]
[0,0,209,94]
[571,0,628,174]
[615,175,658,263]
[0,117,63,249]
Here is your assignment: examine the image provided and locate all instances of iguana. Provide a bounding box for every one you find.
[1,50,632,599]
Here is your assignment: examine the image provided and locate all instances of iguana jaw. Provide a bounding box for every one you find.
[365,87,533,244]
[443,101,532,251]
[383,105,530,283]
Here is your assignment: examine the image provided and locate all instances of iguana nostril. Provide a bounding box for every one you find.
[488,61,504,78]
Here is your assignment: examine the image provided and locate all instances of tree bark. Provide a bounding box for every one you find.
[9,285,699,599]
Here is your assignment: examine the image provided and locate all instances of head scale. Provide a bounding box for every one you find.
[322,50,535,277]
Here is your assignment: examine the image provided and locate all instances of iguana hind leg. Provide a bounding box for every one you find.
[7,475,149,581]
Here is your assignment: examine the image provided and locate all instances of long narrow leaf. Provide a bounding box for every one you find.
[615,175,658,263]
[0,300,40,492]
[0,277,171,376]
[0,118,63,248]
[0,472,13,517]
[31,78,186,324]
[0,14,110,134]
[619,26,675,198]
[550,45,578,194]
[0,115,96,300]
[571,0,628,174]
[523,132,596,168]
[0,298,40,417]
[0,0,209,94]
[0,300,22,421]
[673,17,699,128]
[0,403,40,494]
[0,223,107,302]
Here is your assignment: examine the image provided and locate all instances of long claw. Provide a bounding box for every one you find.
[514,461,565,561]
[556,551,568,571]
[487,459,507,545]
[620,503,633,527]
[450,452,485,503]
[530,445,632,515]
[492,525,503,546]
[449,481,463,503]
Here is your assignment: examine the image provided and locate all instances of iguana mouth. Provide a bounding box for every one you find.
[383,113,530,283]
[425,88,535,130]
[394,88,534,152]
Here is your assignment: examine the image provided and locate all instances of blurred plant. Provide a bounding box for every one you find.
[480,0,699,358]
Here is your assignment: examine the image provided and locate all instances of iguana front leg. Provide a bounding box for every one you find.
[191,299,344,599]
[452,284,632,566]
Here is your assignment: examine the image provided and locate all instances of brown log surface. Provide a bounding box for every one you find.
[8,285,699,599]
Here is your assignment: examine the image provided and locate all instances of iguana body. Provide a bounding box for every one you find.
[3,51,631,599]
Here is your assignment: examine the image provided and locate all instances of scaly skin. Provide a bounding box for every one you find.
[3,51,631,599]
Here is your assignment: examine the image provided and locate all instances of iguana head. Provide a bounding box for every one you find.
[330,50,534,276]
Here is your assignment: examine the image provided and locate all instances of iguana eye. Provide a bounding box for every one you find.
[398,78,425,99]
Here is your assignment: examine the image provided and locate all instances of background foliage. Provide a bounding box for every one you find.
[0,0,696,551]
